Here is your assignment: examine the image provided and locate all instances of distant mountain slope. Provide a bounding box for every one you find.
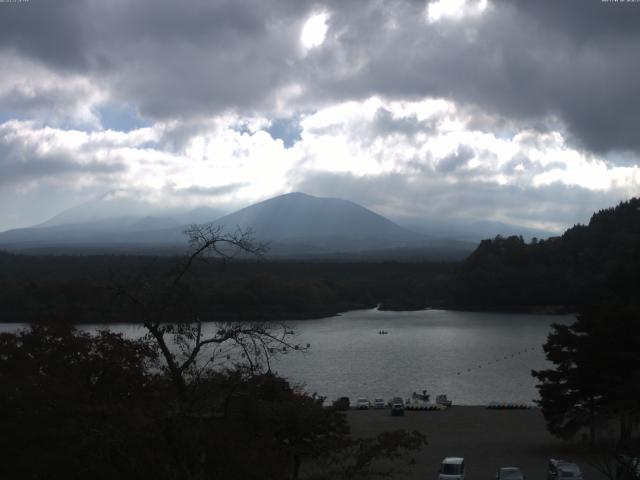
[0,191,227,248]
[34,191,226,230]
[213,192,422,247]
[396,217,556,243]
[36,193,158,227]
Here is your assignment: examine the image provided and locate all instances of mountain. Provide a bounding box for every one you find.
[0,192,477,258]
[207,192,476,258]
[173,206,228,226]
[37,192,228,230]
[36,192,159,228]
[0,190,229,251]
[0,188,562,260]
[394,217,557,243]
[213,192,418,246]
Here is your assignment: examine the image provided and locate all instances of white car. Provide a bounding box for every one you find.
[548,459,583,480]
[356,397,370,409]
[373,398,386,409]
[439,457,465,480]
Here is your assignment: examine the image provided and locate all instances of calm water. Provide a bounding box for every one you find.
[271,308,573,405]
[0,308,573,406]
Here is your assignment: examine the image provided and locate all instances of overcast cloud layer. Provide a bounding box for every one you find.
[1,0,639,232]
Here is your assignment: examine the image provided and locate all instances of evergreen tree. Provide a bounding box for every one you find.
[532,306,640,445]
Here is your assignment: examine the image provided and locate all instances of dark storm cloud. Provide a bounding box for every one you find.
[1,0,640,159]
[0,154,123,186]
[313,0,640,157]
[0,126,126,185]
[87,0,310,119]
[0,1,91,70]
[0,0,308,118]
[506,0,640,40]
[494,0,640,158]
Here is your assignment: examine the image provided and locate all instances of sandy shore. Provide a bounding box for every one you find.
[346,407,602,480]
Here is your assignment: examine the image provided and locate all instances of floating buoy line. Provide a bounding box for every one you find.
[372,329,544,379]
[448,345,543,378]
[487,402,531,410]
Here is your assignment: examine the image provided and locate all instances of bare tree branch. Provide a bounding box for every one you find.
[112,223,301,400]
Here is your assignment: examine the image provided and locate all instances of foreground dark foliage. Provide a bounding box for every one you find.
[0,323,166,479]
[0,325,426,479]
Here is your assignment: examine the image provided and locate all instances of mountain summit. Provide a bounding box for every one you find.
[214,192,420,247]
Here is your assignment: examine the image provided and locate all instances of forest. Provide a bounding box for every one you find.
[1,198,639,324]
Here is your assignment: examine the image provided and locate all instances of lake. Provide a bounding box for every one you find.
[0,308,574,406]
[271,308,573,405]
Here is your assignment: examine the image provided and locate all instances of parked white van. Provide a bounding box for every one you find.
[548,459,583,480]
[439,457,465,480]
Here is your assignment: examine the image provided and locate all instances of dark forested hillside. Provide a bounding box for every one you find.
[0,252,455,324]
[454,198,640,310]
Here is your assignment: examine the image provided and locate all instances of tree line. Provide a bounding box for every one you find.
[455,198,640,311]
[0,252,456,324]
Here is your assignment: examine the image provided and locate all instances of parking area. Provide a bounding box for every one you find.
[346,406,603,480]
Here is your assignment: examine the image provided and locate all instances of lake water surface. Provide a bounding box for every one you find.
[1,308,574,406]
[272,308,573,406]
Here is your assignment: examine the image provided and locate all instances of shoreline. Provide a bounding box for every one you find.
[0,304,575,325]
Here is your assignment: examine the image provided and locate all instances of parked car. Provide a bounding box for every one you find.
[548,459,584,480]
[391,397,405,416]
[438,457,465,480]
[356,397,370,409]
[373,398,386,409]
[333,396,350,411]
[497,467,525,480]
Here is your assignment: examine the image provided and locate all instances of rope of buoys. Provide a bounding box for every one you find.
[442,345,543,378]
[405,403,447,411]
[487,402,532,410]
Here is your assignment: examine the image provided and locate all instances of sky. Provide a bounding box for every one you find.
[1,0,640,232]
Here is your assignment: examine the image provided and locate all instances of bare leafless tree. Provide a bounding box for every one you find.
[115,224,303,399]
